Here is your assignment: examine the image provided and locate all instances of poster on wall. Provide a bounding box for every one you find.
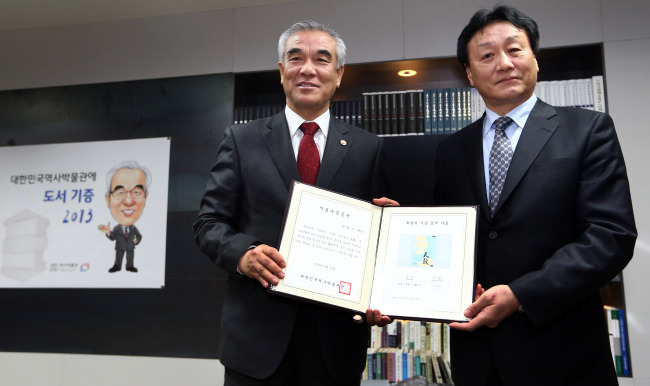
[0,137,170,288]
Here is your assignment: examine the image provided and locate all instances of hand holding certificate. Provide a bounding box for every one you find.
[269,181,478,323]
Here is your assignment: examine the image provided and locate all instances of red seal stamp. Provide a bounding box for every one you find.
[339,281,351,295]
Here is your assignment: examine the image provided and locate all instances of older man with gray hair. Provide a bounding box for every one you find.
[194,20,395,385]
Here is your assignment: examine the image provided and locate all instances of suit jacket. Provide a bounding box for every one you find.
[106,225,141,251]
[434,100,636,386]
[193,112,390,382]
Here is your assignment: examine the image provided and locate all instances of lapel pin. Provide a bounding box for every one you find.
[340,140,347,146]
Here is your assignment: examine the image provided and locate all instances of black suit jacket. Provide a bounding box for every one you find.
[193,112,390,382]
[434,100,636,385]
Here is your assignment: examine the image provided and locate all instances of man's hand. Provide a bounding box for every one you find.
[449,284,520,332]
[238,244,286,288]
[373,197,400,207]
[364,308,392,327]
[97,222,111,235]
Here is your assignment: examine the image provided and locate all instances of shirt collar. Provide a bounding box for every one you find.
[285,106,330,138]
[483,94,537,137]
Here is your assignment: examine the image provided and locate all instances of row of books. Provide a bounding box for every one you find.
[363,349,453,384]
[534,75,607,113]
[232,100,365,128]
[365,321,453,383]
[232,75,606,135]
[233,104,283,125]
[362,88,472,136]
[606,306,631,376]
[370,320,450,354]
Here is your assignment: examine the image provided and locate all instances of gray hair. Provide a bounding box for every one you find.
[105,160,152,193]
[278,20,347,69]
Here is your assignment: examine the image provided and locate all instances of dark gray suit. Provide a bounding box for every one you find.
[193,112,390,382]
[106,225,141,269]
[434,100,636,385]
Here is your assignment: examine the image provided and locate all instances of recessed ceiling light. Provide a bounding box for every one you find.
[398,69,417,77]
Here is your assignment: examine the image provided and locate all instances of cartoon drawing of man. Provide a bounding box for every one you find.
[97,160,151,273]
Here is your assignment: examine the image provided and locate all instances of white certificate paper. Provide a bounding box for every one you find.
[270,181,478,322]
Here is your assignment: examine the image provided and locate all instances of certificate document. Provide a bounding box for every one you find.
[269,181,478,323]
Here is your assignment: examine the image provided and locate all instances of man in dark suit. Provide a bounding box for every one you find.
[434,6,637,386]
[193,20,394,385]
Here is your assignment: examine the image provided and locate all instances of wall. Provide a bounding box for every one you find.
[0,0,648,384]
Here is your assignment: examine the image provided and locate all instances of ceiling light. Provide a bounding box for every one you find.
[398,69,417,77]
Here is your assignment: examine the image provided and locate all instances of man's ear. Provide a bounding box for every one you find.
[465,65,474,87]
[105,193,111,208]
[336,65,344,88]
[278,62,285,85]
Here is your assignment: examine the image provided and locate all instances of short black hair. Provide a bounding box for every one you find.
[457,5,539,67]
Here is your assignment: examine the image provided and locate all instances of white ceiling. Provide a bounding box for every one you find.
[0,0,301,31]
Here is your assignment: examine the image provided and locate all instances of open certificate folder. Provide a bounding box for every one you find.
[269,181,478,323]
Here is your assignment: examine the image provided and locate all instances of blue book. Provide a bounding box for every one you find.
[430,89,439,134]
[423,90,432,135]
[450,89,457,132]
[442,89,450,134]
[618,309,630,376]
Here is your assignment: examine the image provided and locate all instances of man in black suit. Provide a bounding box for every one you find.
[434,6,637,386]
[194,20,394,385]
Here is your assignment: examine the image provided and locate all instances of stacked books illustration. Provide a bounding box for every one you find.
[2,209,49,281]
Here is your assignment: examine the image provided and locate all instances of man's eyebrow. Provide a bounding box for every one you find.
[317,49,332,58]
[286,47,302,56]
[285,47,332,59]
[112,184,145,191]
[477,35,523,49]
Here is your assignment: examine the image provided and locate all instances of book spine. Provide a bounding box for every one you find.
[450,89,457,133]
[464,86,472,127]
[390,92,399,135]
[442,89,450,134]
[424,89,432,135]
[430,89,438,134]
[383,92,392,135]
[398,91,407,135]
[387,350,396,382]
[618,308,630,376]
[376,91,384,136]
[592,75,607,113]
[416,89,425,135]
[406,90,417,135]
[583,78,594,110]
[608,308,623,375]
[362,93,371,132]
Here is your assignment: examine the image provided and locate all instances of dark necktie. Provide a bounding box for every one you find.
[297,122,320,185]
[124,227,129,237]
[489,116,514,217]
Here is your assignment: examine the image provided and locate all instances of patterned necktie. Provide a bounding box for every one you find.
[297,122,320,185]
[489,116,514,217]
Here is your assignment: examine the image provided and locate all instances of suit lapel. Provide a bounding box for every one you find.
[262,113,301,190]
[462,118,491,220]
[318,117,350,189]
[497,101,558,211]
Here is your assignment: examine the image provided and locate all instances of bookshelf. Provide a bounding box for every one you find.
[233,42,630,381]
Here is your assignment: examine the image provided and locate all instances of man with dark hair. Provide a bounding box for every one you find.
[194,20,393,385]
[435,5,636,385]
